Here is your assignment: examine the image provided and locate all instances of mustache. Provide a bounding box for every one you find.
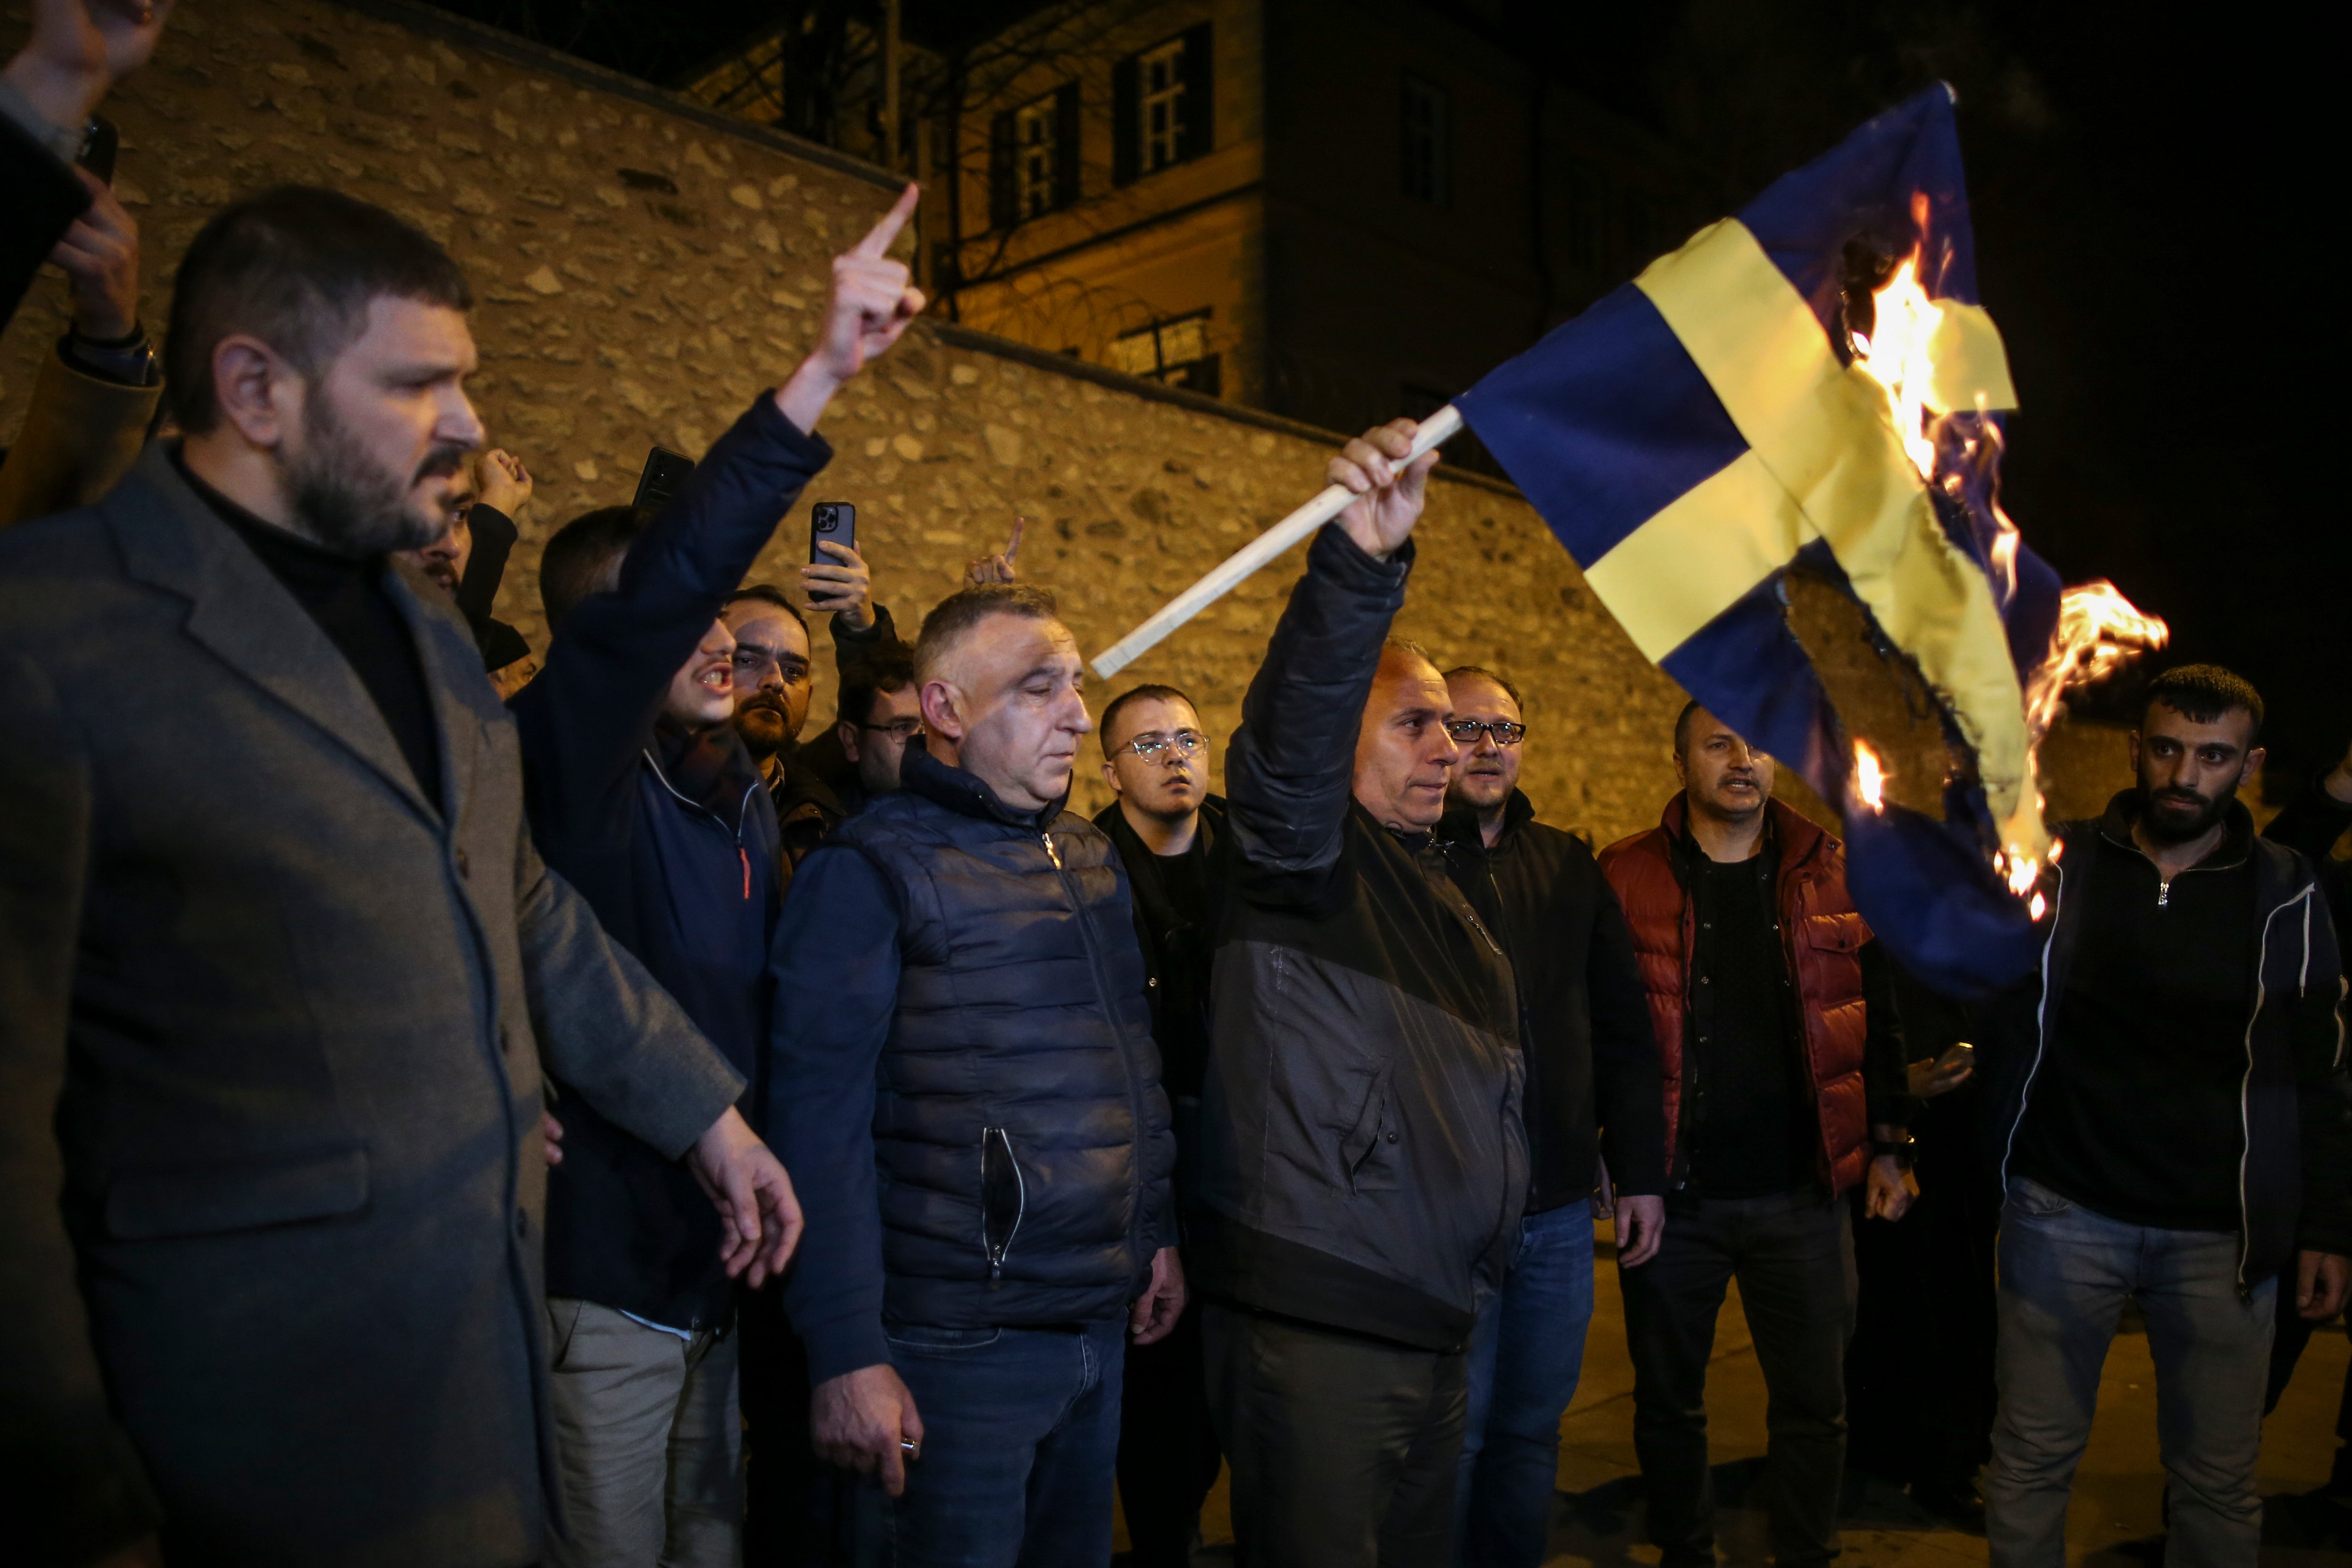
[414,443,472,485]
[737,692,787,714]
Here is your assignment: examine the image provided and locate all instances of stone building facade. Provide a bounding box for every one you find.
[0,0,2125,845]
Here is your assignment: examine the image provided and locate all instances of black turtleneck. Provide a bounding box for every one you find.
[178,455,443,812]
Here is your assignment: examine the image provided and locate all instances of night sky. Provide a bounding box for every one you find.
[1535,0,2346,787]
[429,0,2346,784]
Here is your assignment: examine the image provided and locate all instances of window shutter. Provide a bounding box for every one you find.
[1053,82,1081,210]
[1112,54,1140,185]
[988,109,1016,230]
[1178,23,1213,162]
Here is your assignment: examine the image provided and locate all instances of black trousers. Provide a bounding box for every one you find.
[1620,1189,1855,1568]
[738,1284,886,1567]
[1843,1087,1998,1498]
[1203,1304,1468,1568]
[1115,1299,1222,1566]
[2265,1278,2352,1485]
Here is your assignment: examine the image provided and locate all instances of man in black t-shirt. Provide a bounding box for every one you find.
[1981,666,2351,1564]
[1093,683,1225,1568]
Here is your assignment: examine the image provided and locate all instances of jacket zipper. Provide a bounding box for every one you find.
[1043,829,1155,1275]
[642,749,761,901]
[2121,831,2273,1291]
[1999,858,2067,1193]
[2236,888,2312,1294]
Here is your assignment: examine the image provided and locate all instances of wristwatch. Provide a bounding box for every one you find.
[65,325,160,388]
[1872,1132,1918,1170]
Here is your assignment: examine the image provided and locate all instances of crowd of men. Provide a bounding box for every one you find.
[3,5,2349,1568]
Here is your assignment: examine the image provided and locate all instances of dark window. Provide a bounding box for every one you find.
[1110,310,1219,394]
[990,82,1082,230]
[1401,75,1449,206]
[1113,23,1212,185]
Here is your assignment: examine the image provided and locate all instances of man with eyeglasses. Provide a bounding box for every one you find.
[830,640,924,810]
[1436,666,1665,1568]
[721,560,901,885]
[1094,683,1226,1568]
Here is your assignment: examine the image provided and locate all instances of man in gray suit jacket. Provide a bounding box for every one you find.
[0,187,801,1568]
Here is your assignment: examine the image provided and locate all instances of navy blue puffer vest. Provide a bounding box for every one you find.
[834,743,1176,1328]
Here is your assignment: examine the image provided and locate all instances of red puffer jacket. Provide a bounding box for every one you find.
[1598,795,1873,1197]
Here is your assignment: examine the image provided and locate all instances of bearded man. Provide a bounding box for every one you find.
[0,185,796,1567]
[1979,663,2352,1565]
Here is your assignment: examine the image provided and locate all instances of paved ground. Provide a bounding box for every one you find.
[1133,1222,2352,1565]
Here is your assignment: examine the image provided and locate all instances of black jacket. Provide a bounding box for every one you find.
[2266,785,2352,960]
[1094,795,1227,1103]
[512,395,827,1330]
[1439,790,1666,1211]
[452,501,528,672]
[769,742,1178,1383]
[1,107,89,340]
[767,603,901,889]
[1981,792,2352,1283]
[1192,527,1526,1354]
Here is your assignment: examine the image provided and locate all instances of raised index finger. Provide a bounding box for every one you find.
[1003,516,1024,561]
[853,182,922,260]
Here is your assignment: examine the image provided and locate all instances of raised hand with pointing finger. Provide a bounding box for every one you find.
[775,182,927,435]
[964,517,1024,586]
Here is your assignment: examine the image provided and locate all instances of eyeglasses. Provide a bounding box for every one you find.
[1443,720,1526,747]
[1116,730,1206,764]
[861,720,923,740]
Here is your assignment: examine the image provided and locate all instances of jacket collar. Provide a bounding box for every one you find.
[2094,788,2254,872]
[650,714,766,829]
[899,736,1065,830]
[1095,793,1223,863]
[1437,787,1536,851]
[104,442,474,828]
[1658,792,1826,882]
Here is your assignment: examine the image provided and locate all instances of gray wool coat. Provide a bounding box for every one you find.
[0,445,746,1567]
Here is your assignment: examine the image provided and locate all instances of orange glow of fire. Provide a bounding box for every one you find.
[1847,240,2163,924]
[2023,581,2170,746]
[1852,740,1888,812]
[1849,256,1945,480]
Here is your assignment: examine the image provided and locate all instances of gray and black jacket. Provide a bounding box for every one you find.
[1190,527,1526,1352]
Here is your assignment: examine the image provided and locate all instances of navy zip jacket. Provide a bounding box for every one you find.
[513,393,831,1330]
[768,741,1177,1386]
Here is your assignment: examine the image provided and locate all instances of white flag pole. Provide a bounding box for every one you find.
[1089,405,1465,679]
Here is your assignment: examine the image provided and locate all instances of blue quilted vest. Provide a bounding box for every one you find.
[833,743,1176,1327]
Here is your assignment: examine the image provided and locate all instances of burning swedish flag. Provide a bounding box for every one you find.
[1455,85,2157,997]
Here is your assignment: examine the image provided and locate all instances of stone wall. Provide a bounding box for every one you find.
[0,0,2129,846]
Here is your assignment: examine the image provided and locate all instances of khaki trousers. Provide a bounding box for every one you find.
[546,1297,742,1568]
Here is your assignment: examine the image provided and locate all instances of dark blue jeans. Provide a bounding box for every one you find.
[1455,1202,1598,1566]
[882,1317,1126,1568]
